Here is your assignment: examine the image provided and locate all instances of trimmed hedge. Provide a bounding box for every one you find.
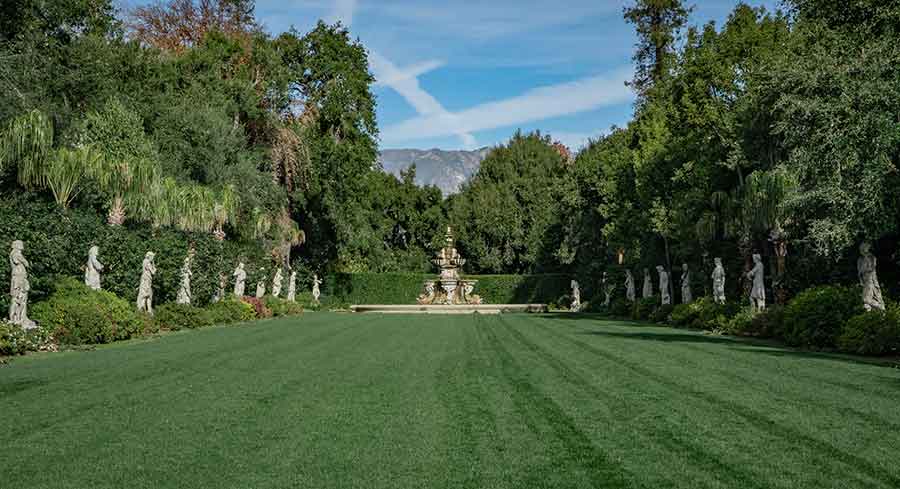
[782,285,863,348]
[323,273,571,305]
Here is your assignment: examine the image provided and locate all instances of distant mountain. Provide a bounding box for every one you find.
[378,147,491,195]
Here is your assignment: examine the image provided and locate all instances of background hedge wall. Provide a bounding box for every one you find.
[323,273,572,305]
[0,193,270,311]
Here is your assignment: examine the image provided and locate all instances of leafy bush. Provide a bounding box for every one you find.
[746,306,786,338]
[31,277,147,345]
[153,303,214,331]
[651,304,675,323]
[782,285,863,348]
[240,297,272,319]
[264,296,304,317]
[670,303,700,328]
[0,321,52,356]
[723,309,756,335]
[609,298,633,318]
[631,297,657,321]
[205,299,256,324]
[838,305,900,356]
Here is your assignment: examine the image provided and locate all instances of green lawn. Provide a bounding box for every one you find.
[2,313,899,488]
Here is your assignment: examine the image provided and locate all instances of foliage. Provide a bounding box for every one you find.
[205,298,256,323]
[240,297,272,319]
[651,304,675,324]
[153,303,215,331]
[31,277,147,345]
[838,305,900,356]
[781,285,863,348]
[264,296,304,317]
[0,321,51,356]
[633,297,659,321]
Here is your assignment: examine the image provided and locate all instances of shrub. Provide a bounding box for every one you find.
[0,321,52,356]
[633,297,658,321]
[746,306,785,338]
[838,305,900,356]
[693,297,741,330]
[782,285,863,348]
[651,304,674,323]
[264,297,304,317]
[609,298,633,318]
[723,308,756,335]
[153,303,215,331]
[240,297,272,319]
[205,299,256,324]
[670,302,700,328]
[31,277,147,345]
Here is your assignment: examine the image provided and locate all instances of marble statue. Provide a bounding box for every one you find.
[625,269,636,303]
[681,263,693,304]
[858,242,885,311]
[84,245,103,290]
[213,273,227,303]
[8,240,36,329]
[747,253,765,312]
[602,271,612,307]
[712,258,726,305]
[272,268,283,297]
[256,281,266,298]
[570,280,581,312]
[312,274,322,304]
[136,251,156,314]
[175,249,194,305]
[417,280,436,305]
[657,266,671,305]
[287,271,297,302]
[642,268,653,299]
[463,281,482,305]
[233,262,247,297]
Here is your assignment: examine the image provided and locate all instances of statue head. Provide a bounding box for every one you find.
[752,253,762,264]
[237,262,244,270]
[656,265,664,273]
[145,251,155,261]
[682,263,688,270]
[714,257,723,267]
[11,240,23,252]
[860,242,872,256]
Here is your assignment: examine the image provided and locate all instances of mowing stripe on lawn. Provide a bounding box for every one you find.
[528,316,900,488]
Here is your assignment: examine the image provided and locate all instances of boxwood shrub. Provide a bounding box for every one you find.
[782,285,863,348]
[838,304,900,356]
[264,296,304,317]
[205,299,256,324]
[153,303,215,331]
[31,277,147,345]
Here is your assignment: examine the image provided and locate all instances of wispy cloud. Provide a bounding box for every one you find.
[381,66,633,145]
[327,0,357,27]
[369,51,477,148]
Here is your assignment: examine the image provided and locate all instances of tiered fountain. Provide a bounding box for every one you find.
[350,226,546,314]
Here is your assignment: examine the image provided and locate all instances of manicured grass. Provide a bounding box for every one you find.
[2,313,899,488]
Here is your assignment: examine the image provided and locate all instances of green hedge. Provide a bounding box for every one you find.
[323,273,571,305]
[0,192,269,311]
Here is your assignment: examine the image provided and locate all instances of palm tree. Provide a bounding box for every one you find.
[44,145,103,209]
[92,155,158,225]
[0,110,53,190]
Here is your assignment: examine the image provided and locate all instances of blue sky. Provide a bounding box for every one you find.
[124,1,783,151]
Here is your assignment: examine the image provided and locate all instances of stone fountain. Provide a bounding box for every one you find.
[417,227,481,305]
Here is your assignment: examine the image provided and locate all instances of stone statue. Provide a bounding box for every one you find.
[642,268,653,299]
[463,281,482,305]
[175,249,194,305]
[625,269,636,303]
[858,242,885,311]
[312,274,322,304]
[417,280,436,305]
[657,266,671,305]
[84,245,103,290]
[747,253,765,312]
[287,271,297,302]
[136,251,156,314]
[712,258,726,305]
[681,263,693,304]
[233,262,246,297]
[570,280,581,312]
[272,268,283,297]
[256,281,265,298]
[602,271,612,307]
[8,240,36,329]
[213,273,227,303]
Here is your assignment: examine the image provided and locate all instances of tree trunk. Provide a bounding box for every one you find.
[108,196,125,226]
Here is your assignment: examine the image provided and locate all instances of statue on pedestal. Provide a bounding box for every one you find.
[681,263,692,304]
[84,245,103,290]
[657,266,671,305]
[233,263,246,297]
[136,251,156,314]
[570,280,581,312]
[858,242,885,311]
[747,253,765,312]
[602,272,612,307]
[287,271,297,302]
[272,268,283,298]
[642,268,653,299]
[625,269,635,303]
[312,274,322,304]
[712,258,726,305]
[175,249,194,305]
[8,240,36,329]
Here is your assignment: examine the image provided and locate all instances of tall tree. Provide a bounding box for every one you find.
[624,0,692,96]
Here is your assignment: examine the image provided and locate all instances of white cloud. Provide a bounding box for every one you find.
[369,51,477,148]
[372,59,444,87]
[327,0,357,27]
[381,66,633,144]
